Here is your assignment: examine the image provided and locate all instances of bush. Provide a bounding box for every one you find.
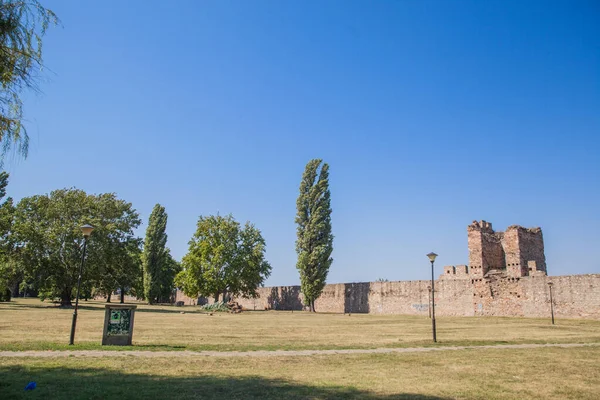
[0,287,11,302]
[200,301,229,312]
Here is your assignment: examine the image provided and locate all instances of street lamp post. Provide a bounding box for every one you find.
[69,224,94,345]
[427,252,438,343]
[548,281,555,325]
[427,285,432,318]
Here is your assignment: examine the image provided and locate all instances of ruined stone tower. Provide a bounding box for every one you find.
[467,220,546,278]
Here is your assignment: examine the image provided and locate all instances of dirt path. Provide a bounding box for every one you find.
[0,343,596,358]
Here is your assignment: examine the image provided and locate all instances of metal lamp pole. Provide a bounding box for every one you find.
[548,282,555,325]
[427,252,438,343]
[69,224,94,345]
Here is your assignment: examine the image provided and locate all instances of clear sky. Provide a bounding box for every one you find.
[6,0,600,285]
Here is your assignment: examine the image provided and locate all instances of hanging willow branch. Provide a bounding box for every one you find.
[0,0,59,163]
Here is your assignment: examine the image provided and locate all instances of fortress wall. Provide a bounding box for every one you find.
[519,274,600,319]
[171,221,600,319]
[215,273,600,319]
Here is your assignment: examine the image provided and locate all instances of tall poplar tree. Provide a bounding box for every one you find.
[295,159,333,312]
[142,204,169,304]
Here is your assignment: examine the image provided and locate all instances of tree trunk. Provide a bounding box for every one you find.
[310,300,316,312]
[10,281,19,298]
[61,288,72,307]
[107,293,111,303]
[214,292,220,303]
[120,288,125,304]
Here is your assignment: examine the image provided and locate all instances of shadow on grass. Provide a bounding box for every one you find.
[1,303,105,312]
[134,307,206,314]
[0,365,449,400]
[1,302,211,315]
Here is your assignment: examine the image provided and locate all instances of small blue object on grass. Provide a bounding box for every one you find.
[24,381,36,390]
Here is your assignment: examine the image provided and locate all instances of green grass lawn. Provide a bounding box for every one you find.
[1,298,599,352]
[1,298,599,399]
[1,347,599,399]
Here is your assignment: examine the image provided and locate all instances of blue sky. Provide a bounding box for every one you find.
[6,0,600,285]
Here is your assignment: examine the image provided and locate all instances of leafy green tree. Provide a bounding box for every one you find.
[161,250,181,302]
[0,1,59,162]
[92,238,142,303]
[0,171,17,301]
[142,204,178,304]
[176,214,271,303]
[11,188,140,306]
[295,159,333,312]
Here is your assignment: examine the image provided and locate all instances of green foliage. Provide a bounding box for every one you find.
[199,301,229,312]
[295,159,333,311]
[0,171,17,300]
[93,238,143,302]
[0,1,59,162]
[176,214,271,302]
[0,286,9,301]
[142,204,179,304]
[10,188,141,305]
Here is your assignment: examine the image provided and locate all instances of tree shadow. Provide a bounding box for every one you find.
[267,287,304,311]
[344,282,370,314]
[1,303,105,312]
[197,296,209,306]
[0,365,450,399]
[134,308,205,314]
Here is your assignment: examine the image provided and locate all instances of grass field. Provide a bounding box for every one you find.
[1,298,599,399]
[1,347,599,399]
[1,298,599,351]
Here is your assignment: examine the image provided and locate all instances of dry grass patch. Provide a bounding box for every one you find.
[0,347,598,399]
[1,298,599,352]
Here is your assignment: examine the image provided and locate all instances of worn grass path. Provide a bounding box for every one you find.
[1,342,596,358]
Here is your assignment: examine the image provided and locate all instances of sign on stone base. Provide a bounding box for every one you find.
[102,304,137,346]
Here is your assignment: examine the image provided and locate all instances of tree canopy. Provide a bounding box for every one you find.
[0,0,59,162]
[94,237,142,303]
[0,171,15,301]
[295,159,333,312]
[11,188,140,305]
[176,214,271,302]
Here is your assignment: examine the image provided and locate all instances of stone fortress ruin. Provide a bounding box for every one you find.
[176,220,600,319]
[443,220,547,280]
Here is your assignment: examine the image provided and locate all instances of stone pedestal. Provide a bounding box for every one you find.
[102,304,137,346]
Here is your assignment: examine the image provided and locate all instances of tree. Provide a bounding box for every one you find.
[295,159,333,312]
[11,188,140,306]
[0,171,17,301]
[142,204,178,304]
[92,238,142,303]
[0,1,59,162]
[176,214,271,303]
